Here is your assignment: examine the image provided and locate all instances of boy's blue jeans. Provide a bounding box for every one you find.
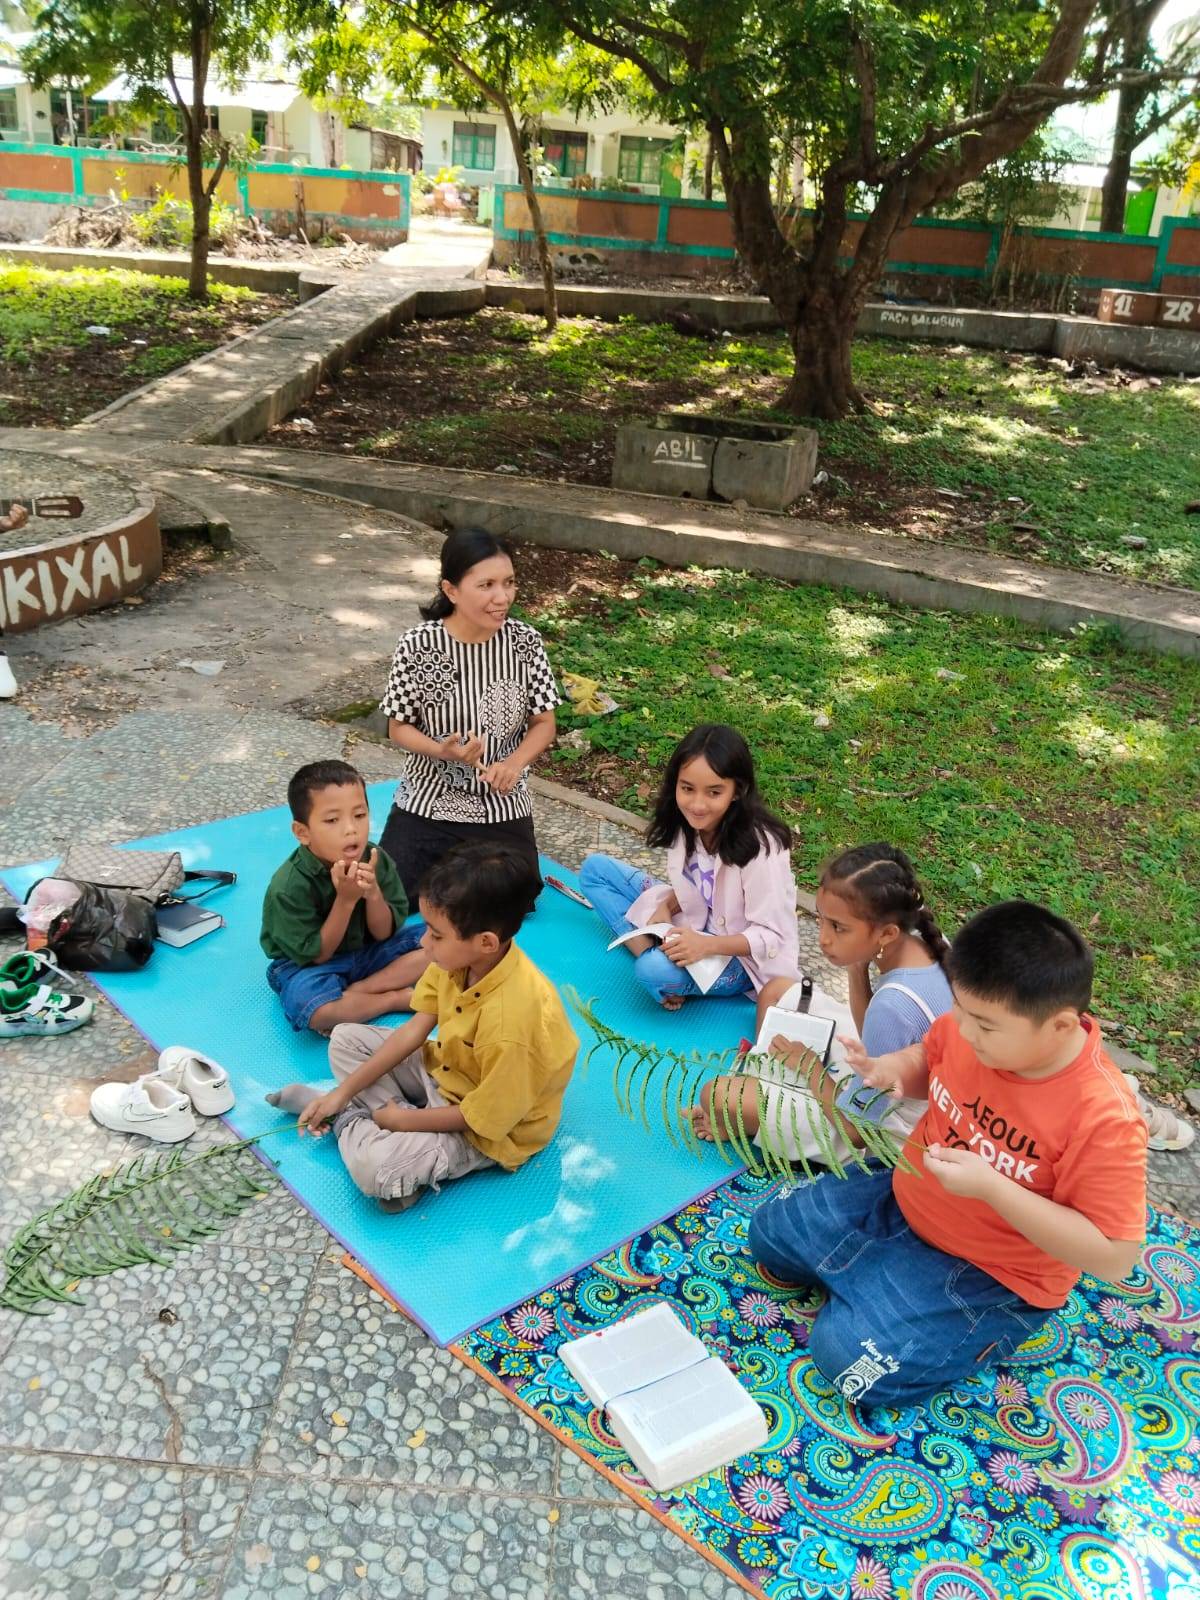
[747,1167,1050,1409]
[267,922,425,1031]
[579,853,753,1003]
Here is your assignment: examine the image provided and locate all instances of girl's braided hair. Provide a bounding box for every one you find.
[821,842,949,964]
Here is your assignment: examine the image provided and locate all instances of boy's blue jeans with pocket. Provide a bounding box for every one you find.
[747,1166,1050,1410]
[267,922,425,1032]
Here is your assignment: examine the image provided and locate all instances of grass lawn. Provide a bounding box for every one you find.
[276,308,1200,590]
[512,547,1200,1092]
[0,261,291,426]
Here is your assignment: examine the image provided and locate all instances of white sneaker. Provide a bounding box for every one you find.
[1123,1072,1197,1153]
[90,1075,197,1143]
[0,653,16,700]
[154,1046,234,1116]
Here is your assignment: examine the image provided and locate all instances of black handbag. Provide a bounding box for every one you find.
[45,880,158,972]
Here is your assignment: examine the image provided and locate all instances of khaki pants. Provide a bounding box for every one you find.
[329,1023,495,1202]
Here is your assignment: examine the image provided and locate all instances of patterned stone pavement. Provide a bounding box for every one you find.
[0,706,1193,1600]
[0,705,761,1600]
[0,449,148,554]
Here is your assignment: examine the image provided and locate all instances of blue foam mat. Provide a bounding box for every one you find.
[2,784,751,1345]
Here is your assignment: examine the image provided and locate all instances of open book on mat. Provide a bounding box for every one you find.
[607,924,728,994]
[561,1302,768,1491]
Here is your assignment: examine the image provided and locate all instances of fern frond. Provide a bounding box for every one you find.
[754,1081,793,1183]
[566,993,913,1182]
[0,1139,278,1315]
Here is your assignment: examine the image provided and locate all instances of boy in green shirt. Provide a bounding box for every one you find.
[261,761,428,1034]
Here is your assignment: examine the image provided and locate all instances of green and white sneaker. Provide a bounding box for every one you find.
[0,979,94,1038]
[0,950,64,989]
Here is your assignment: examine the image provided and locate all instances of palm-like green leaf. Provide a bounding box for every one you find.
[565,989,918,1184]
[0,1139,278,1315]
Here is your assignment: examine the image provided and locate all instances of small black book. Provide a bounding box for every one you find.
[156,900,225,948]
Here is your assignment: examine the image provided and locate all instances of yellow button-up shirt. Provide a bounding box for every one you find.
[411,943,578,1170]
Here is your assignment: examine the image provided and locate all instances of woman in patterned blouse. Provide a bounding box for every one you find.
[378,528,561,900]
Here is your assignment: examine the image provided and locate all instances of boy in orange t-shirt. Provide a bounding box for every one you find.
[747,900,1147,1409]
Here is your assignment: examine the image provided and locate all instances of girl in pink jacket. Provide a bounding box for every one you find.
[578,724,799,1012]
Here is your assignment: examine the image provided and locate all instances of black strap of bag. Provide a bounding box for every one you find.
[160,870,238,906]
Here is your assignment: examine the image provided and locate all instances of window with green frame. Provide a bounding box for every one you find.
[452,120,495,171]
[251,109,269,146]
[49,88,106,139]
[617,136,670,186]
[0,88,18,133]
[149,110,179,144]
[542,130,587,178]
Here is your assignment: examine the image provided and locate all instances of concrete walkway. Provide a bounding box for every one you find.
[5,421,1196,658]
[74,222,491,447]
[212,444,1200,659]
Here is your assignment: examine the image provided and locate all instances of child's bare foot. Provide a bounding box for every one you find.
[661,993,685,1011]
[376,986,414,1014]
[686,1103,715,1141]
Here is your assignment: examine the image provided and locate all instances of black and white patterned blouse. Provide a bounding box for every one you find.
[379,618,561,824]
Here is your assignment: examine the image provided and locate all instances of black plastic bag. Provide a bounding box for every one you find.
[46,880,157,971]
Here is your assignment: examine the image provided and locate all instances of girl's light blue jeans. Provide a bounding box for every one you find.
[578,853,753,1003]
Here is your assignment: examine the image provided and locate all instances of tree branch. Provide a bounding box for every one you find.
[1135,86,1200,143]
[606,8,695,58]
[204,142,229,200]
[165,61,193,140]
[850,29,878,175]
[550,13,674,96]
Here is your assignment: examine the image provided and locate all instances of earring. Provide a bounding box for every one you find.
[875,945,886,964]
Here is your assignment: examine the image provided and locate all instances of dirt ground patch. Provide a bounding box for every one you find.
[0,263,293,428]
[266,305,1200,587]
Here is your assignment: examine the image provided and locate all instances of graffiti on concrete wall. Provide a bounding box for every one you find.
[0,525,160,632]
[877,309,967,333]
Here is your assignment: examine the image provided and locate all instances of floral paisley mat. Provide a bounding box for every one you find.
[442,1172,1200,1600]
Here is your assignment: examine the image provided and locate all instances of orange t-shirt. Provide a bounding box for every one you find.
[892,1014,1147,1308]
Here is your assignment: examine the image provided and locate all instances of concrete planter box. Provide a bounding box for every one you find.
[613,421,716,498]
[613,413,818,510]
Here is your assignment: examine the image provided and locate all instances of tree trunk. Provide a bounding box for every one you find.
[790,139,806,203]
[1100,0,1160,236]
[320,108,340,168]
[707,124,864,419]
[703,134,714,202]
[1100,84,1143,233]
[501,98,557,332]
[782,292,866,419]
[186,136,211,301]
[184,14,211,301]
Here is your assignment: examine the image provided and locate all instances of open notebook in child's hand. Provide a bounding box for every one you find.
[606,924,728,994]
[752,1005,837,1067]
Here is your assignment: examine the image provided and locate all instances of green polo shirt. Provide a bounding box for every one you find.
[260,843,409,966]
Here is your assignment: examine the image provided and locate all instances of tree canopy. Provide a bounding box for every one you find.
[23,0,289,295]
[493,0,1200,413]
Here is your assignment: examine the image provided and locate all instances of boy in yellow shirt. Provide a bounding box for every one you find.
[267,841,578,1210]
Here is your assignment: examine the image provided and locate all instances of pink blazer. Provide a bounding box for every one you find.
[627,832,800,993]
